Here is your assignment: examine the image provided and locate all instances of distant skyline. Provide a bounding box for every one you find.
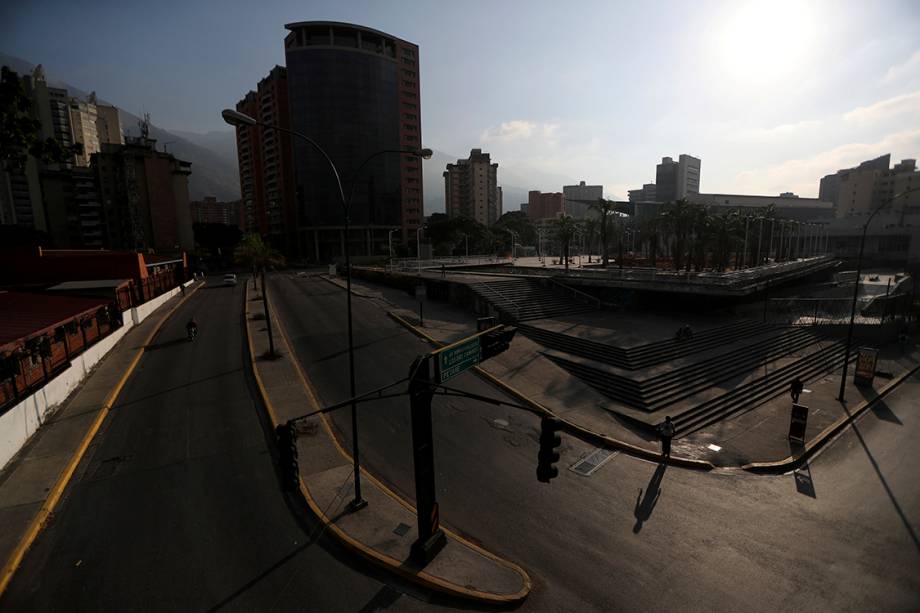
[2,0,919,199]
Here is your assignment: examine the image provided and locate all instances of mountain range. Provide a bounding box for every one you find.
[2,51,618,213]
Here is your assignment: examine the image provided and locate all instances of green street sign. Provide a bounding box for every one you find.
[435,336,482,383]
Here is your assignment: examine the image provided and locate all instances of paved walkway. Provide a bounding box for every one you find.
[246,278,531,604]
[0,283,199,594]
[322,272,920,468]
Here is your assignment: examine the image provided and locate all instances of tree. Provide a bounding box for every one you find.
[552,215,578,270]
[235,234,285,357]
[1,66,76,172]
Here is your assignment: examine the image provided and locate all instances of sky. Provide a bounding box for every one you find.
[3,0,920,200]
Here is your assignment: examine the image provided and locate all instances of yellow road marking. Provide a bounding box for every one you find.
[0,283,201,598]
[248,277,531,602]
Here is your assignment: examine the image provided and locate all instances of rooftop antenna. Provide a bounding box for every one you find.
[138,112,151,140]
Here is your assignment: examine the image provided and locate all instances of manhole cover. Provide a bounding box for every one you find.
[570,448,617,476]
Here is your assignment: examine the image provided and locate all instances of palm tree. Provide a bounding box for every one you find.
[553,215,579,270]
[567,198,619,266]
[235,234,285,357]
[660,199,697,271]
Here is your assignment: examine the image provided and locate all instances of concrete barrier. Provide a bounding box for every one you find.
[0,281,191,470]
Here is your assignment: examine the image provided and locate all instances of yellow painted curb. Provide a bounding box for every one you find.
[386,310,714,471]
[245,278,532,604]
[742,362,920,472]
[0,282,202,598]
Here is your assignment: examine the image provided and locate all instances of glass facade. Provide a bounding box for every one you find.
[285,47,401,230]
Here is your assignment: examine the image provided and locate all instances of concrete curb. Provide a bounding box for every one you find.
[742,362,920,474]
[0,281,203,598]
[386,310,714,471]
[244,279,532,605]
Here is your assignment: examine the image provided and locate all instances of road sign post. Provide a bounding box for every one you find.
[788,404,808,444]
[408,354,446,565]
[405,325,516,564]
[414,284,426,326]
[853,346,878,387]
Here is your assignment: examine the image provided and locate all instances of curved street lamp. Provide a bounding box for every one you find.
[222,108,431,510]
[837,187,920,402]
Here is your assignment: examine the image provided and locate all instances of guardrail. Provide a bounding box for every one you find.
[474,282,522,321]
[497,256,837,292]
[385,255,506,273]
[545,277,602,309]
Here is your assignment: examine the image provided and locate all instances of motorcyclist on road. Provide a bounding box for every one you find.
[186,317,198,339]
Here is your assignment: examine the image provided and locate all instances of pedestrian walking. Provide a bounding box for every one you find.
[790,377,804,404]
[441,263,446,278]
[657,416,675,459]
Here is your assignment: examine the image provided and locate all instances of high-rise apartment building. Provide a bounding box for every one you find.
[655,154,700,202]
[94,137,194,252]
[563,181,603,218]
[191,196,245,226]
[444,149,500,225]
[526,191,565,220]
[282,21,424,259]
[232,67,296,250]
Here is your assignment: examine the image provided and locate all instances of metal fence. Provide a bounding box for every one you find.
[765,294,913,326]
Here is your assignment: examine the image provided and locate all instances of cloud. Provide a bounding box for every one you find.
[844,91,920,124]
[725,129,920,197]
[736,119,824,143]
[481,120,536,142]
[883,49,920,84]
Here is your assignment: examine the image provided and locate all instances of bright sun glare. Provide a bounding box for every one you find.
[716,0,815,86]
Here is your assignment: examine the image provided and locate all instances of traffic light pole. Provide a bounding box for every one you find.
[407,355,446,565]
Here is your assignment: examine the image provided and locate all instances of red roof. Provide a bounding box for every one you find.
[0,292,112,348]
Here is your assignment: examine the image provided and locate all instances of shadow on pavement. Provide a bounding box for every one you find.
[633,463,666,533]
[793,462,817,498]
[357,585,402,613]
[845,402,920,554]
[112,368,243,408]
[145,337,191,351]
[869,398,903,425]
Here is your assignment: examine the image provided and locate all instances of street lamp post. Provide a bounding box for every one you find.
[222,109,432,511]
[416,225,426,274]
[388,228,400,259]
[837,188,919,402]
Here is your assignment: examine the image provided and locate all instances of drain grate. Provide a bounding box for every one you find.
[393,523,411,536]
[570,448,617,476]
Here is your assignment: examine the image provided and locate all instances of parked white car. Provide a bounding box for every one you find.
[223,273,238,286]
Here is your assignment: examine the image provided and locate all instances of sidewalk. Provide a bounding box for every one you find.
[321,273,920,471]
[0,282,200,595]
[245,279,531,604]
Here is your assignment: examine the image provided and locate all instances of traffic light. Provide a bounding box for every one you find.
[480,326,517,361]
[536,417,562,483]
[276,422,299,491]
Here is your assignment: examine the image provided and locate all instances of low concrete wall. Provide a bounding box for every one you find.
[0,281,190,469]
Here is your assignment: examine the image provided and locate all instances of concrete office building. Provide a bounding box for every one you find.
[444,149,500,225]
[628,183,657,203]
[819,154,890,211]
[283,21,424,259]
[563,181,603,218]
[526,190,565,220]
[688,193,833,221]
[655,154,700,202]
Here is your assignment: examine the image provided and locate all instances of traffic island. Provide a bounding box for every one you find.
[244,279,531,604]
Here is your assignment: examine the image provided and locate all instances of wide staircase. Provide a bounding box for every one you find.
[469,278,596,321]
[670,340,853,436]
[544,326,828,412]
[522,318,851,436]
[519,320,774,370]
